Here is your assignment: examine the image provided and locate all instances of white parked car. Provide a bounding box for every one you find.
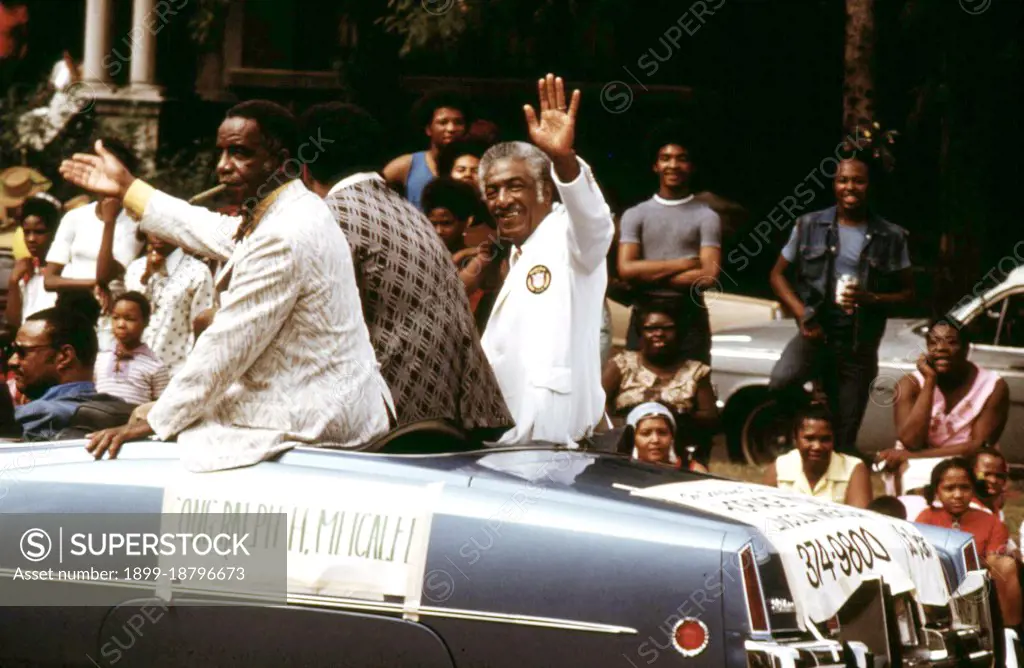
[711,266,1024,468]
[606,291,784,348]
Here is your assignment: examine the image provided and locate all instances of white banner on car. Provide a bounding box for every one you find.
[160,468,442,617]
[631,480,949,625]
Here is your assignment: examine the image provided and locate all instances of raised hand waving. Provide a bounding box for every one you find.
[59,140,136,199]
[524,73,581,159]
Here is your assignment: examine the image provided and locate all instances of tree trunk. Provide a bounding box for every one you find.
[843,0,875,133]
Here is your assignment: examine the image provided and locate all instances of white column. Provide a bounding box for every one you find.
[130,0,157,88]
[82,0,112,83]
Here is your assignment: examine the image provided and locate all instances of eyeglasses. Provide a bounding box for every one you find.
[6,343,53,359]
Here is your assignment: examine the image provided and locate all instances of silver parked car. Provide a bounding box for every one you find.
[712,266,1024,467]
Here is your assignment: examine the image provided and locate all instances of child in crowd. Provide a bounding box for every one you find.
[972,447,1010,520]
[437,137,489,192]
[94,291,168,406]
[422,176,502,332]
[623,402,708,473]
[867,495,908,520]
[970,448,1021,559]
[423,176,480,256]
[4,193,61,329]
[915,457,1021,631]
[121,232,214,376]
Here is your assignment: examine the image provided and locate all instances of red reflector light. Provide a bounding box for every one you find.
[672,618,710,657]
[740,544,770,633]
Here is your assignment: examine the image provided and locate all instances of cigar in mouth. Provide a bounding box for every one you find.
[188,183,228,205]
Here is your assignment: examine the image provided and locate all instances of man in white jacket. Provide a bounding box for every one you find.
[480,74,614,445]
[60,100,392,470]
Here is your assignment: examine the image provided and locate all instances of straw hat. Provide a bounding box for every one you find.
[0,166,52,208]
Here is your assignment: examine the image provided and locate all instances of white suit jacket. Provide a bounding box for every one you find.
[481,157,614,444]
[125,180,392,471]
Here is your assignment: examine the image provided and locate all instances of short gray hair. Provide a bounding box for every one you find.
[478,141,552,202]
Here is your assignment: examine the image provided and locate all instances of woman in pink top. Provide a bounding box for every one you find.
[877,319,1009,471]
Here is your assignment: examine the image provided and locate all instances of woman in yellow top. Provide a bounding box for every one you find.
[763,402,872,508]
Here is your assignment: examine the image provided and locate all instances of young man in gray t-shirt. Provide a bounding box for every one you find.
[616,133,722,363]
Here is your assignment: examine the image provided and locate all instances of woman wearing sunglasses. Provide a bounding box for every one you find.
[602,302,718,464]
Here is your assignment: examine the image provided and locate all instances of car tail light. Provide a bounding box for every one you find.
[739,543,770,633]
[962,540,980,572]
[672,618,710,657]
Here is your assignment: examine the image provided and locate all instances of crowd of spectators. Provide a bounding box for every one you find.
[0,80,1020,589]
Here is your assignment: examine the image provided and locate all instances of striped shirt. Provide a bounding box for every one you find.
[94,344,170,406]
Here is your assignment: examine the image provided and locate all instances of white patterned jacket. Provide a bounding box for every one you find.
[123,179,392,472]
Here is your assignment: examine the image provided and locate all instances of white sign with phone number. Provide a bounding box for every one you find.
[632,480,950,625]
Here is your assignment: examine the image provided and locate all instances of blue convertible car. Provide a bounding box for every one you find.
[0,437,1011,667]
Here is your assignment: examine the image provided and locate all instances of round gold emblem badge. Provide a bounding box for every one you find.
[526,265,552,294]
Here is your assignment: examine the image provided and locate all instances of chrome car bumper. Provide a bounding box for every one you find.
[745,638,864,668]
[745,634,995,668]
[745,574,999,668]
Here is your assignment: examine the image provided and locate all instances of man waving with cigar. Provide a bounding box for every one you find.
[60,100,392,471]
[480,74,614,445]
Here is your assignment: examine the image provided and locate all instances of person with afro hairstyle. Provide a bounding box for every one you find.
[382,89,471,210]
[436,136,496,249]
[437,136,489,192]
[617,122,722,365]
[422,176,503,332]
[423,176,480,254]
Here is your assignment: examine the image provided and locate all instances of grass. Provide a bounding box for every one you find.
[708,458,1024,539]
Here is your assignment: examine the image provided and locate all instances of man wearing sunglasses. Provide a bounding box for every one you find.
[6,307,101,439]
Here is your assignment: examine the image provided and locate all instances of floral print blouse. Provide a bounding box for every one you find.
[611,351,710,416]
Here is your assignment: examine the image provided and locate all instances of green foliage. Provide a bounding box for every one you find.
[376,0,625,73]
[148,139,220,201]
[189,0,234,51]
[0,81,95,182]
[377,0,472,56]
[1,77,217,201]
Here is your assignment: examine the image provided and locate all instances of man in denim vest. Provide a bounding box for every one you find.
[768,155,914,457]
